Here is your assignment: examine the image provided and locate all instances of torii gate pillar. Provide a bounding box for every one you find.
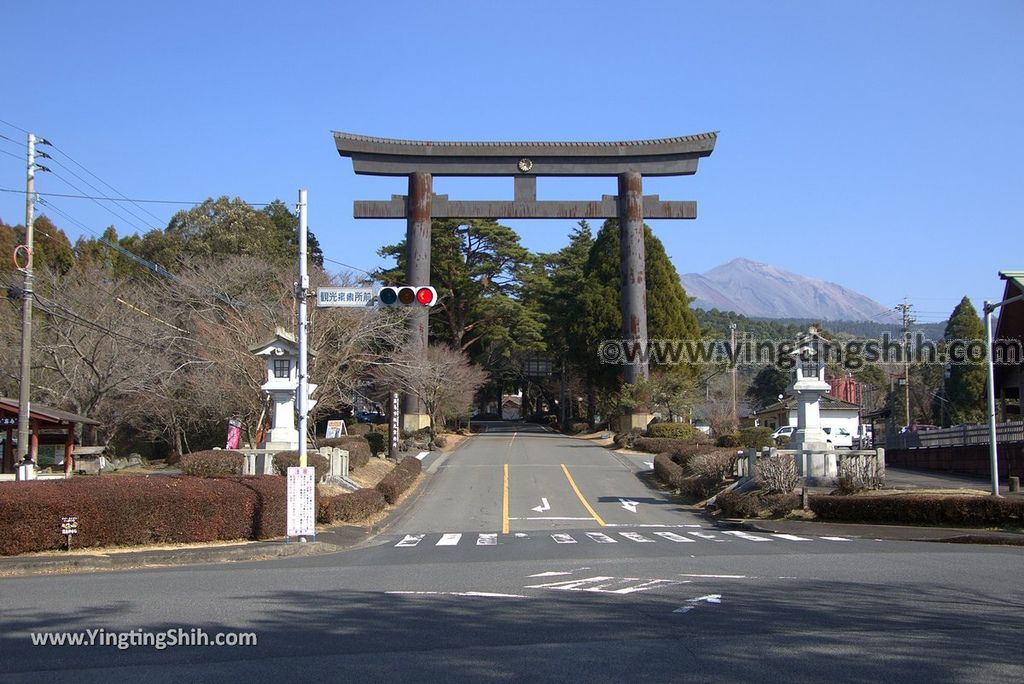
[404,172,433,430]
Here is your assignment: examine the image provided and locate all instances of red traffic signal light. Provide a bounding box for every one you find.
[377,286,437,308]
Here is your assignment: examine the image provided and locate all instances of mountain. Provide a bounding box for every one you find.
[681,258,898,322]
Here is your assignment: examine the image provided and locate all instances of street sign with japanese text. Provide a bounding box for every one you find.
[286,467,316,538]
[316,287,375,308]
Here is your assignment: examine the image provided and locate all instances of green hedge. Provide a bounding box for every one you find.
[0,475,287,556]
[364,431,387,456]
[647,422,701,440]
[809,494,1024,527]
[178,450,244,477]
[318,488,388,524]
[716,490,800,519]
[376,456,422,504]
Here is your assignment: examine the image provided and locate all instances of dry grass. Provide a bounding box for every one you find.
[16,538,253,559]
[348,457,395,489]
[439,433,468,452]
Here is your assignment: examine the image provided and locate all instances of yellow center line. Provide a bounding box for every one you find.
[502,463,510,535]
[560,463,606,527]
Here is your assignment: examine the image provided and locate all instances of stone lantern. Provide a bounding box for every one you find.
[788,328,831,457]
[249,328,317,451]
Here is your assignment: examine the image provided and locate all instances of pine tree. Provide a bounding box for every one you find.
[943,296,987,425]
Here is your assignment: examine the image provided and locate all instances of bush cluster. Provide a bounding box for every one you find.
[565,422,590,435]
[716,427,774,449]
[376,456,422,504]
[647,422,702,440]
[178,450,244,477]
[345,423,372,436]
[716,490,800,519]
[613,428,643,449]
[654,453,687,489]
[755,452,800,494]
[0,475,287,556]
[364,431,387,456]
[653,452,725,500]
[809,495,1024,527]
[716,433,741,447]
[318,488,388,524]
[272,451,330,482]
[687,451,739,482]
[317,437,371,469]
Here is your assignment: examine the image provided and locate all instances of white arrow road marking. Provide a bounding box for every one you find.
[395,534,425,547]
[618,498,639,513]
[619,532,655,543]
[673,594,722,613]
[585,532,618,544]
[771,533,811,541]
[436,533,462,546]
[721,531,772,542]
[821,536,851,542]
[644,461,654,470]
[653,531,695,543]
[415,451,429,460]
[477,533,497,546]
[531,498,551,513]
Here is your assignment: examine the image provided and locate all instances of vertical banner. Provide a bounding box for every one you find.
[226,418,242,449]
[286,466,316,538]
[389,391,400,459]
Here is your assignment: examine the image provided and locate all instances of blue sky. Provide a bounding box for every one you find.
[1,0,1021,324]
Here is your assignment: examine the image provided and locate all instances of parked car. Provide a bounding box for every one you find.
[771,426,795,443]
[823,426,853,448]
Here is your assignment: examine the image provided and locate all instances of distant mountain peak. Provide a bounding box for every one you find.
[682,259,896,322]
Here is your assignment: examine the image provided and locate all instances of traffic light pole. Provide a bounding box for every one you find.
[297,188,309,468]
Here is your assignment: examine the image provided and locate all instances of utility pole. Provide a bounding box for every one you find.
[729,323,737,426]
[16,134,36,467]
[896,301,913,428]
[296,189,309,468]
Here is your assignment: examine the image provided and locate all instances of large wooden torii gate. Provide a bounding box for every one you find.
[334,131,716,429]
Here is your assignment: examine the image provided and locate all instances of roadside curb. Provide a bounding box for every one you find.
[0,538,341,577]
[714,517,1024,546]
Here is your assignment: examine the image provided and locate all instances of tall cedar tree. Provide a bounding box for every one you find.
[570,220,701,398]
[942,296,987,425]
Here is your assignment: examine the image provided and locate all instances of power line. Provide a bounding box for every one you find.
[0,187,267,206]
[321,256,380,278]
[0,148,23,162]
[0,118,31,135]
[45,156,156,230]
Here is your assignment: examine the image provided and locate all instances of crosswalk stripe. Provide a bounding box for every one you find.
[653,531,696,543]
[687,531,725,542]
[477,533,497,546]
[821,536,851,542]
[722,531,772,542]
[437,533,462,546]
[619,532,655,543]
[585,532,618,544]
[771,533,811,542]
[551,533,577,544]
[395,534,424,547]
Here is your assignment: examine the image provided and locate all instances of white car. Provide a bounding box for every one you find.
[771,426,795,442]
[822,426,853,449]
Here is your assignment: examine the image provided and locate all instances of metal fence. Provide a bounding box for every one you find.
[884,422,1024,450]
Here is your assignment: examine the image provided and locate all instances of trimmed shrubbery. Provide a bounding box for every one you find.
[178,450,244,477]
[272,451,330,482]
[0,475,287,556]
[809,494,1024,527]
[317,437,371,469]
[717,490,800,519]
[376,456,422,504]
[318,488,388,524]
[364,431,386,456]
[738,427,774,449]
[647,422,702,440]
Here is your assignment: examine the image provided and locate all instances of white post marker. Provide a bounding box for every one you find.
[286,466,316,541]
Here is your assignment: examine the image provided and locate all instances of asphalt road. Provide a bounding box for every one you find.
[2,422,1022,682]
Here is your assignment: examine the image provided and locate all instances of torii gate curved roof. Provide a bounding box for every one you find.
[333,131,717,177]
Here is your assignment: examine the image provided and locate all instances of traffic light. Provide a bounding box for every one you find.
[377,286,436,307]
